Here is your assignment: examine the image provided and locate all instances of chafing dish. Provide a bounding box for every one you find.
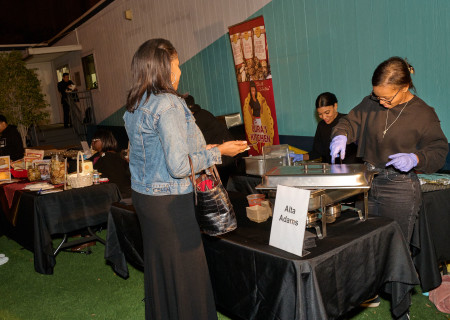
[256,163,375,238]
[257,163,373,189]
[244,144,291,176]
[244,155,290,176]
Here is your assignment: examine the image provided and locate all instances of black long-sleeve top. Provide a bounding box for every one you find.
[0,125,24,161]
[90,152,131,198]
[309,113,359,164]
[332,96,448,173]
[57,80,74,103]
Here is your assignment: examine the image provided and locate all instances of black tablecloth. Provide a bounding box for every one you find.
[105,199,143,278]
[105,192,418,320]
[2,183,121,274]
[228,174,449,293]
[411,188,450,291]
[227,174,262,195]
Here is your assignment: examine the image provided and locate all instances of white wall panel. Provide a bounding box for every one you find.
[53,0,270,123]
[27,62,61,124]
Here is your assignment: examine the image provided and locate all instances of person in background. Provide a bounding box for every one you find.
[57,73,76,128]
[89,129,131,198]
[184,95,235,185]
[330,57,448,317]
[291,92,360,164]
[123,38,247,320]
[184,95,234,145]
[0,115,24,161]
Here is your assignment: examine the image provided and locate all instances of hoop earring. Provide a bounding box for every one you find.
[171,72,177,85]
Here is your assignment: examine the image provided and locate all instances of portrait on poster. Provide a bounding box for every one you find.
[243,81,275,153]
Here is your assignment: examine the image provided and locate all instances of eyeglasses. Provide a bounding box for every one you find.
[370,88,402,105]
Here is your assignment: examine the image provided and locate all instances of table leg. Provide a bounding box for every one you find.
[53,227,105,256]
[321,194,327,238]
[364,190,369,221]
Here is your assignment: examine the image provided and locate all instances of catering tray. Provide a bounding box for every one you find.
[244,155,289,176]
[256,163,374,190]
[307,188,365,211]
[418,173,450,192]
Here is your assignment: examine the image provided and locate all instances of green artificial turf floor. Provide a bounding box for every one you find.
[0,233,448,320]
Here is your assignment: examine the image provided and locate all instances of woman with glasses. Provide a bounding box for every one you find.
[330,57,448,317]
[89,129,132,198]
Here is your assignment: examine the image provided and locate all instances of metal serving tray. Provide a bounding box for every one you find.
[307,188,365,211]
[256,164,374,190]
[244,155,290,176]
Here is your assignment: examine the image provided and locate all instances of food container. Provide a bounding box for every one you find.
[256,163,374,238]
[244,155,290,176]
[247,194,265,206]
[244,144,291,176]
[244,156,265,176]
[50,153,66,185]
[257,164,375,190]
[27,168,41,181]
[11,169,28,178]
[246,205,270,223]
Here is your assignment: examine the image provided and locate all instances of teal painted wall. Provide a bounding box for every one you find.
[100,106,126,126]
[179,0,450,139]
[104,0,450,141]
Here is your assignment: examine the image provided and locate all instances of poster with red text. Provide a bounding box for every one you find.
[229,16,280,155]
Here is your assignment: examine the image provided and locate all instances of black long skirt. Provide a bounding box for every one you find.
[132,191,217,320]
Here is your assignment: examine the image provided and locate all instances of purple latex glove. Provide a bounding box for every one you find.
[289,153,304,162]
[330,135,347,164]
[385,153,418,172]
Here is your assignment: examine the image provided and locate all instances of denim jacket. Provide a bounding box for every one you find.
[123,92,222,195]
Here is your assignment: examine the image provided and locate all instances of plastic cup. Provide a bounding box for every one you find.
[247,194,265,207]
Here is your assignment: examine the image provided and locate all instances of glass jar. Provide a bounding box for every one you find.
[27,167,41,182]
[50,153,66,185]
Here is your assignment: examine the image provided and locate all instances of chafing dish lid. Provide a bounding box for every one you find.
[257,163,373,189]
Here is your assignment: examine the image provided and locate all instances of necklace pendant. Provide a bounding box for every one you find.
[382,130,387,138]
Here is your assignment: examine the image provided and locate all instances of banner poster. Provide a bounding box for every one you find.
[228,16,280,155]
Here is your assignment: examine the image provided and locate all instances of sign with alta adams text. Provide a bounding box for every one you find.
[269,185,310,256]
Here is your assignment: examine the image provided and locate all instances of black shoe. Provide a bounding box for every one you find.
[360,295,381,308]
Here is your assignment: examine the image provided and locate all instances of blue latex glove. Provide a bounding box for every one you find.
[385,153,418,172]
[330,135,347,164]
[289,153,304,162]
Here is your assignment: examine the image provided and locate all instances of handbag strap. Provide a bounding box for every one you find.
[76,151,83,176]
[187,155,198,205]
[188,155,223,205]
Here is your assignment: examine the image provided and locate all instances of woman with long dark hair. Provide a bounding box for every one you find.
[123,39,247,320]
[293,92,359,163]
[330,57,448,318]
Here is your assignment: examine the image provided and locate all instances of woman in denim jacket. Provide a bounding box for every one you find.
[124,39,247,320]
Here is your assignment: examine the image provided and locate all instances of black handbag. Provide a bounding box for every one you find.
[188,156,237,236]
